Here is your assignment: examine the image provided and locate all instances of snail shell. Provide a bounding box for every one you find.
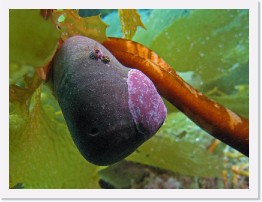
[51,36,167,165]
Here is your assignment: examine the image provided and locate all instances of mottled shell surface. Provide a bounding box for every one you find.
[52,36,166,165]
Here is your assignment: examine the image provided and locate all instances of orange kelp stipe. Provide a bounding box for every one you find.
[103,37,249,157]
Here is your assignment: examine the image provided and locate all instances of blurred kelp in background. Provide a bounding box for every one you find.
[9,9,248,189]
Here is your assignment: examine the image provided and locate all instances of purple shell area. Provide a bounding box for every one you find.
[127,69,167,137]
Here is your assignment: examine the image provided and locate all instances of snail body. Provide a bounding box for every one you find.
[51,36,167,165]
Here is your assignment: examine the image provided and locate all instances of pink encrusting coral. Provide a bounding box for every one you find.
[127,69,167,138]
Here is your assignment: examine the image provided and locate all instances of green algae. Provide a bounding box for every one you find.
[9,10,59,68]
[149,10,248,84]
[10,86,99,188]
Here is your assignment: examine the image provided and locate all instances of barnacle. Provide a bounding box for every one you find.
[101,55,110,64]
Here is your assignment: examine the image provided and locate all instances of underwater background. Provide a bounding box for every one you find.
[9,9,249,189]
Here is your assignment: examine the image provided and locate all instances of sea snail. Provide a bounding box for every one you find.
[50,36,167,165]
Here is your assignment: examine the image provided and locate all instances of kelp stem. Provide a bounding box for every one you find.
[103,37,249,157]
